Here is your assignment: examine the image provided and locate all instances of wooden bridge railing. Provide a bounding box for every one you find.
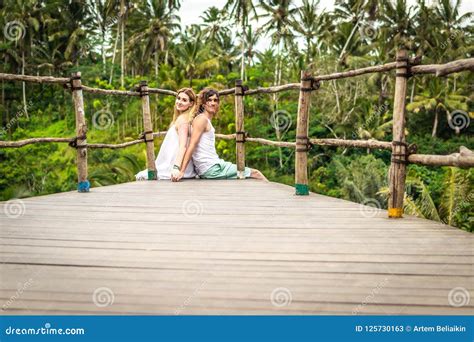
[0,49,473,218]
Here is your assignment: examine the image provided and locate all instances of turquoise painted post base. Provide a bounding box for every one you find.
[295,183,309,196]
[78,180,90,192]
[148,170,157,180]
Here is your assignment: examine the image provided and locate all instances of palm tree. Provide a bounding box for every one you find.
[397,167,472,230]
[291,0,332,64]
[224,0,258,79]
[258,0,298,87]
[90,0,117,76]
[128,0,180,78]
[177,26,219,86]
[406,79,469,137]
[379,0,417,54]
[2,0,41,119]
[243,25,261,70]
[201,6,230,46]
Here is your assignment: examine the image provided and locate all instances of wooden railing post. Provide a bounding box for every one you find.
[388,49,410,218]
[235,79,246,179]
[71,72,89,192]
[295,70,315,195]
[139,80,157,180]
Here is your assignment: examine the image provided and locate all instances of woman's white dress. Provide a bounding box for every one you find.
[135,124,196,180]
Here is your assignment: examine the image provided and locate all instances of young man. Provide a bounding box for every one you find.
[172,88,267,182]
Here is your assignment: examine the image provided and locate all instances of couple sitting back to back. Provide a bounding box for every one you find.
[135,88,267,182]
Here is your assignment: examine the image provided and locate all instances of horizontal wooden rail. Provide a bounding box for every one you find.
[81,85,140,97]
[0,137,72,147]
[1,133,472,167]
[310,138,392,150]
[411,58,474,77]
[0,73,69,84]
[148,88,178,96]
[1,58,472,99]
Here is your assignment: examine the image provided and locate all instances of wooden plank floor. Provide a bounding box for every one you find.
[0,180,473,315]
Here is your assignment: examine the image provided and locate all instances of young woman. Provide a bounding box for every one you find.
[135,88,197,180]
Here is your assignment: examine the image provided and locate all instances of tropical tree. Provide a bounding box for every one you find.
[224,0,258,79]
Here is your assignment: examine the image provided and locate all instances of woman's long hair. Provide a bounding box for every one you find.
[172,88,197,125]
[194,88,220,117]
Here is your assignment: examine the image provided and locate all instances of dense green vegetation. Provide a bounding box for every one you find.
[0,0,472,230]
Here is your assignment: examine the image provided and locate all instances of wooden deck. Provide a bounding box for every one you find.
[0,180,472,315]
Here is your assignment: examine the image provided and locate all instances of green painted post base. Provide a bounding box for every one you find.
[295,183,309,195]
[148,170,157,180]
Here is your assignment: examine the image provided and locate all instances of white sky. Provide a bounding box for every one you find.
[178,0,474,51]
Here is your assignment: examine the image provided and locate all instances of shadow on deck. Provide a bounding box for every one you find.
[0,180,472,315]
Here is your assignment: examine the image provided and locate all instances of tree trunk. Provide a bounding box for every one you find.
[22,51,28,119]
[432,109,438,137]
[338,16,360,62]
[102,29,106,75]
[240,23,245,81]
[109,19,120,84]
[120,11,125,88]
[410,78,415,103]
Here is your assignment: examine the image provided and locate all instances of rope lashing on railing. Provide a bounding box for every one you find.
[63,74,83,92]
[235,131,248,143]
[235,84,249,96]
[68,135,87,148]
[300,76,321,92]
[395,55,413,79]
[295,135,313,152]
[137,82,150,97]
[391,141,418,165]
[138,130,154,143]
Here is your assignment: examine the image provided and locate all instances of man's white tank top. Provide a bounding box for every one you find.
[192,114,221,175]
